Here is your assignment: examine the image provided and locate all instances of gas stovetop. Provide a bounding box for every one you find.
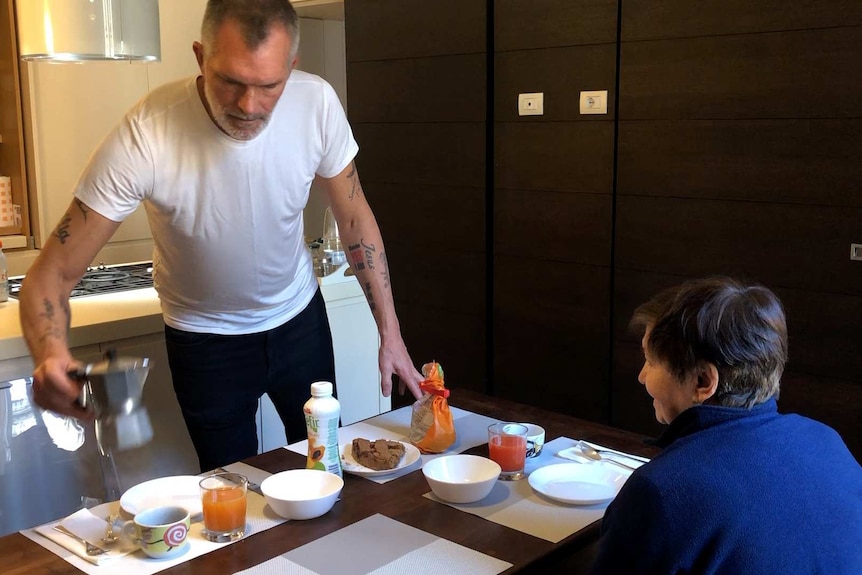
[8,262,154,300]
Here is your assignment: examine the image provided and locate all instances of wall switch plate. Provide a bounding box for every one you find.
[851,244,862,261]
[579,90,608,114]
[518,92,544,116]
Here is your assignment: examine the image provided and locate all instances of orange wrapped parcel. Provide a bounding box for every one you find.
[409,362,456,453]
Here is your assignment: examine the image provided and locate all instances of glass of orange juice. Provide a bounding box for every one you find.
[488,423,528,480]
[199,472,248,542]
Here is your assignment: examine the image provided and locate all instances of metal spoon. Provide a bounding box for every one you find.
[576,441,638,471]
[101,514,119,546]
[53,525,108,556]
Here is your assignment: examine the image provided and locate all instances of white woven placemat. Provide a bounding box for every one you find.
[233,513,512,575]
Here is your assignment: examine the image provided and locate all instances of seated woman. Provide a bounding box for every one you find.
[589,277,862,574]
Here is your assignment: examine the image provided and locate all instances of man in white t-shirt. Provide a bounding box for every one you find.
[19,0,424,472]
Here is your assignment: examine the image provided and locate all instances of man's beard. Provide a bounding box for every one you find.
[204,82,270,141]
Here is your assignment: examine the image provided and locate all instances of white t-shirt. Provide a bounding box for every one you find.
[75,71,358,334]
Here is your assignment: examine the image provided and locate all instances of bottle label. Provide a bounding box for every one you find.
[305,414,342,477]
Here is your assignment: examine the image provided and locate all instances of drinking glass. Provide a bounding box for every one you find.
[488,423,528,480]
[199,472,248,542]
[321,207,346,268]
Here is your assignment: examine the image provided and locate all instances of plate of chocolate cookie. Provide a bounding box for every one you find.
[342,438,421,477]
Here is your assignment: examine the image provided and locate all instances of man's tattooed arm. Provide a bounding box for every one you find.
[346,163,364,201]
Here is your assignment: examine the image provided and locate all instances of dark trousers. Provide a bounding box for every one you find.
[165,288,336,472]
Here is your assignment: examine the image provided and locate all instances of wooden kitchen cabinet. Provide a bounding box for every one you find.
[0,0,30,241]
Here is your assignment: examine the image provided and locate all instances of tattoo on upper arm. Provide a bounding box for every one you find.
[42,298,55,320]
[74,198,89,221]
[346,163,363,200]
[55,213,72,244]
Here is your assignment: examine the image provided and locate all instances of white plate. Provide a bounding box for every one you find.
[529,463,628,505]
[340,440,421,477]
[120,475,203,517]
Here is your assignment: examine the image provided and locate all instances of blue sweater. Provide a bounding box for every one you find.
[589,399,862,574]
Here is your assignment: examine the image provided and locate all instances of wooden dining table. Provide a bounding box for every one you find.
[0,389,660,575]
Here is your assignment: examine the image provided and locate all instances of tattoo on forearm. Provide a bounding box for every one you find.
[380,251,390,290]
[348,242,365,271]
[361,240,376,271]
[363,281,376,312]
[55,213,72,244]
[37,297,66,343]
[74,198,89,221]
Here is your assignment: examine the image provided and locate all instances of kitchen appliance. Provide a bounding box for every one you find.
[16,0,161,62]
[7,262,154,300]
[70,349,154,452]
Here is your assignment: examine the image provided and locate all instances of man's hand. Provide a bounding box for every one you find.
[378,336,424,400]
[32,356,94,420]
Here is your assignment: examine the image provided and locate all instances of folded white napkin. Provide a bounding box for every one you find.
[556,440,650,469]
[34,508,137,565]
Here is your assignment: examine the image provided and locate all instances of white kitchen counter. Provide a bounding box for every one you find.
[0,289,163,363]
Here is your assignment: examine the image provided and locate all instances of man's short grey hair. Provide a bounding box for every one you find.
[201,0,300,61]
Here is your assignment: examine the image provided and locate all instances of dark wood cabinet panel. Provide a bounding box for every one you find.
[494,189,611,267]
[778,372,862,460]
[368,182,485,253]
[495,44,616,122]
[611,340,663,437]
[618,119,862,208]
[774,286,862,381]
[352,123,485,188]
[611,268,687,340]
[614,266,862,380]
[493,257,610,421]
[622,0,862,41]
[495,0,617,52]
[344,0,485,62]
[615,196,862,297]
[347,55,486,123]
[384,243,485,317]
[620,26,862,119]
[495,122,614,193]
[394,302,487,407]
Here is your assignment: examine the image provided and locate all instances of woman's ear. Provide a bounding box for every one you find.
[694,363,719,404]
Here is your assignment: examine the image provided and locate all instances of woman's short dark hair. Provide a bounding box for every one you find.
[630,277,788,408]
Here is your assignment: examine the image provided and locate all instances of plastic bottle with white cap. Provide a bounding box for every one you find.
[0,240,8,302]
[303,381,342,477]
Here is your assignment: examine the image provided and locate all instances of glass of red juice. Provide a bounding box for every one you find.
[488,423,528,480]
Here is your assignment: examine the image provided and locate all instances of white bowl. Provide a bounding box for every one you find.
[422,454,501,504]
[260,469,343,520]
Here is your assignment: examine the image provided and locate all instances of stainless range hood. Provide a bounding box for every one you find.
[16,0,161,62]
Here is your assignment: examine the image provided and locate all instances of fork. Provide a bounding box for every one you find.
[53,525,108,556]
